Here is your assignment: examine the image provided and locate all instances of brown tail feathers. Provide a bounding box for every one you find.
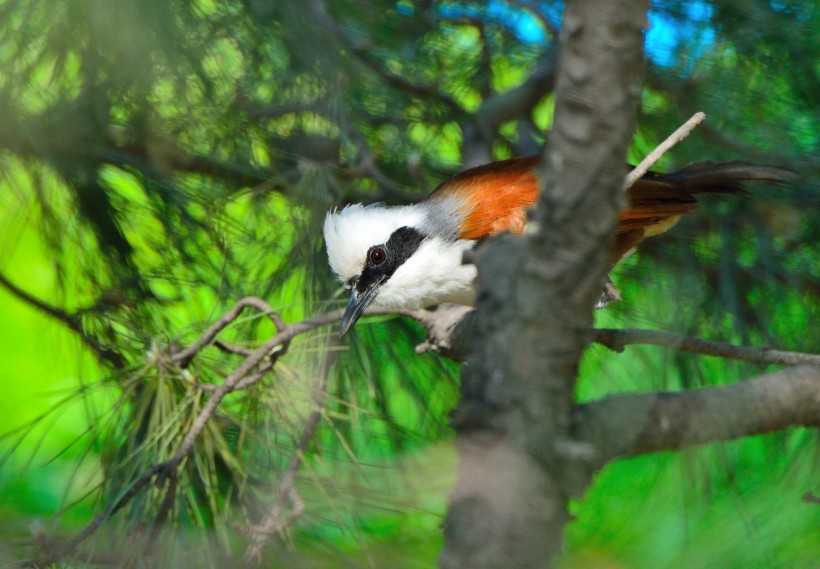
[615,161,796,263]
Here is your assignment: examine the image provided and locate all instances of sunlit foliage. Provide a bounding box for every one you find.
[0,0,817,566]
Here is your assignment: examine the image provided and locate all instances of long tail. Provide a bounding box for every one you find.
[654,160,797,193]
[615,161,796,263]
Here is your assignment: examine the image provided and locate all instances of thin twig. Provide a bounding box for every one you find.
[401,307,820,368]
[168,309,344,467]
[19,307,345,568]
[243,339,340,564]
[18,463,166,568]
[213,339,256,357]
[592,328,820,367]
[623,111,706,190]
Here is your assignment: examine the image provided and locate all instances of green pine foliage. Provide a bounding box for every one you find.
[0,0,817,567]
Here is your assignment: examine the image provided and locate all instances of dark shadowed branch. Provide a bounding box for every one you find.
[0,271,126,368]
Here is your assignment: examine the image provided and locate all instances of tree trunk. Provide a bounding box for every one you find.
[439,0,650,567]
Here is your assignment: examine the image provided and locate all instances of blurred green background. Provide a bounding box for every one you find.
[0,0,818,567]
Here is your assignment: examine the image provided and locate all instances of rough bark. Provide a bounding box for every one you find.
[572,365,820,465]
[439,0,650,567]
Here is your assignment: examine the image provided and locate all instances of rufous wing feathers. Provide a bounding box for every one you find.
[430,156,790,264]
[430,156,540,240]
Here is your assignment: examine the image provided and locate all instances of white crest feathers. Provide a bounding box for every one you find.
[323,203,424,284]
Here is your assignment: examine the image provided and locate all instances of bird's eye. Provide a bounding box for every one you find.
[369,246,387,266]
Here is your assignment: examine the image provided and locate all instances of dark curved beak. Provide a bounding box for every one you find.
[340,277,384,336]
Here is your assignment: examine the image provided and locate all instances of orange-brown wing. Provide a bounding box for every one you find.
[429,156,540,240]
[431,156,697,247]
[430,157,781,263]
[612,159,787,262]
[430,157,696,247]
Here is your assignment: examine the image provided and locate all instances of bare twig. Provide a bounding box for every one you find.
[243,339,339,564]
[644,71,820,174]
[623,111,706,190]
[0,271,78,330]
[213,339,256,357]
[403,306,820,368]
[593,328,820,367]
[19,306,345,568]
[168,309,344,467]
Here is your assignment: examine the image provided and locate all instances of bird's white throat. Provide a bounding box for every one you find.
[323,203,477,310]
[373,236,476,310]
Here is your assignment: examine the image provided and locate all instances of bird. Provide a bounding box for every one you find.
[324,155,791,335]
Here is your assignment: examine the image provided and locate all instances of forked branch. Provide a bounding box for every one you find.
[19,294,819,567]
[19,298,342,568]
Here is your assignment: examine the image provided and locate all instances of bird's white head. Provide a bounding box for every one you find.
[323,202,475,334]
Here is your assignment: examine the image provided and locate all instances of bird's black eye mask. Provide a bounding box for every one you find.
[354,226,425,294]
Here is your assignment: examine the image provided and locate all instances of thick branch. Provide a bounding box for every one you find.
[572,365,820,464]
[441,1,650,567]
